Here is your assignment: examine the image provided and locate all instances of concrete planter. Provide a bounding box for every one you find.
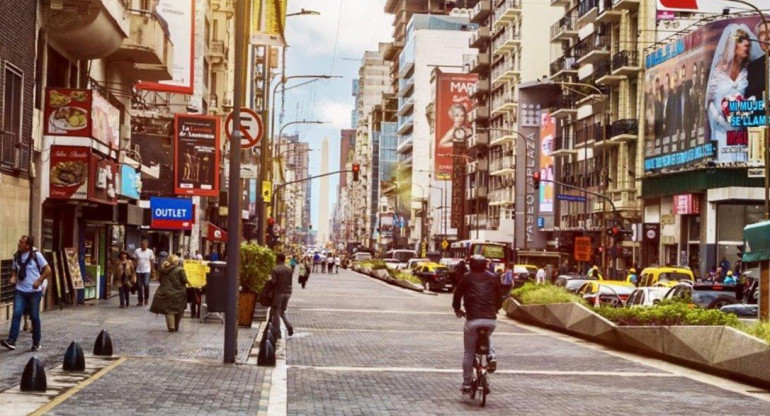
[390,278,424,292]
[362,266,373,275]
[506,299,770,388]
[372,269,391,281]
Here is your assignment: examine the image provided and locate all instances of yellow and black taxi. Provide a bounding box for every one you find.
[637,267,694,288]
[577,280,636,307]
[413,262,454,292]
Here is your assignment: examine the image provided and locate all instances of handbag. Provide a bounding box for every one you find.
[259,280,275,307]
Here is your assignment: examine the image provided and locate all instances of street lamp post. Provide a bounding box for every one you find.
[729,1,770,219]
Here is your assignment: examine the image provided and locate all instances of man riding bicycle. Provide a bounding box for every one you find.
[452,254,503,393]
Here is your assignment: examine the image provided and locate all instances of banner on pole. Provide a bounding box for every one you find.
[251,0,287,46]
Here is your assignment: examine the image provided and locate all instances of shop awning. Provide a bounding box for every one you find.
[743,221,770,262]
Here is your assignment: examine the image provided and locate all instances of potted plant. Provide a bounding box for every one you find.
[238,243,275,327]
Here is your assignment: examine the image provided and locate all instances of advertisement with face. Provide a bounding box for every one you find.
[539,112,555,213]
[136,0,195,94]
[174,114,220,197]
[644,15,767,171]
[435,73,477,180]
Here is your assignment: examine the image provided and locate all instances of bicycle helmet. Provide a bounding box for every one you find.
[469,254,487,272]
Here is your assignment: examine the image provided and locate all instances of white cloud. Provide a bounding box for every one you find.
[316,98,353,130]
[285,0,392,59]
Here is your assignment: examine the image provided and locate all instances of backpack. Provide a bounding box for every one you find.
[259,279,275,307]
[15,250,42,282]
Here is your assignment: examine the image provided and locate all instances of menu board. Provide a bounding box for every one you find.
[63,247,85,290]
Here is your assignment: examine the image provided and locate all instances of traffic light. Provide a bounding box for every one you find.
[737,243,746,261]
[352,163,360,181]
[533,171,540,190]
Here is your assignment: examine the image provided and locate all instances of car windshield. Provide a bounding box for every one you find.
[434,266,449,273]
[514,266,530,274]
[659,272,692,282]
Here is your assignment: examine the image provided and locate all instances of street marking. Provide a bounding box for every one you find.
[295,308,455,315]
[266,329,288,416]
[287,365,676,377]
[29,357,127,416]
[294,328,538,336]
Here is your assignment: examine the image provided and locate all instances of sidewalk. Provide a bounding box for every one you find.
[0,283,268,416]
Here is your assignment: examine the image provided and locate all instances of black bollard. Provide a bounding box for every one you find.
[93,330,113,356]
[63,341,85,372]
[257,339,275,366]
[262,327,275,346]
[20,356,46,392]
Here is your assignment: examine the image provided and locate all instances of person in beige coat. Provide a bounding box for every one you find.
[113,251,136,309]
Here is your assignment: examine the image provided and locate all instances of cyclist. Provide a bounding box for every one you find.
[452,254,502,393]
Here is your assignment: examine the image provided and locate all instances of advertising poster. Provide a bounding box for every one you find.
[150,196,194,230]
[435,73,478,180]
[450,142,466,229]
[644,15,766,171]
[251,0,288,46]
[49,146,90,200]
[63,247,85,290]
[91,90,121,149]
[655,0,762,13]
[44,89,92,137]
[133,132,174,196]
[119,164,141,200]
[136,0,195,94]
[539,112,555,213]
[89,155,117,205]
[174,114,220,197]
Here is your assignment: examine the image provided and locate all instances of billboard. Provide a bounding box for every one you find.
[656,0,770,13]
[150,197,194,230]
[49,146,90,200]
[44,88,120,149]
[174,114,220,197]
[644,15,768,171]
[136,0,195,94]
[435,73,478,180]
[133,132,174,196]
[539,112,555,213]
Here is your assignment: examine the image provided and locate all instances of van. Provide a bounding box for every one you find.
[638,267,694,288]
[354,252,373,261]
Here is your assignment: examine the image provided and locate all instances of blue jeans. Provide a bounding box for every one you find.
[463,319,496,382]
[7,290,42,345]
[136,272,150,303]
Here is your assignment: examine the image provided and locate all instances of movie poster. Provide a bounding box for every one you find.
[174,114,220,197]
[435,73,478,180]
[644,15,766,171]
[539,113,555,213]
[133,133,174,196]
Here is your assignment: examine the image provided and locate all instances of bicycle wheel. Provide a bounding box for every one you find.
[478,373,487,407]
[469,376,477,399]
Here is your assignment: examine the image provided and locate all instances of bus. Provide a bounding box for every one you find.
[449,240,512,265]
[385,249,417,264]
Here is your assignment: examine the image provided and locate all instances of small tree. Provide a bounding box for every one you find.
[240,243,275,293]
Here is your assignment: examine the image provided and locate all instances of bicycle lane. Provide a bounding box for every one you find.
[280,268,770,415]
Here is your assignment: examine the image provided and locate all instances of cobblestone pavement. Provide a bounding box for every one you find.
[285,268,770,415]
[0,282,259,392]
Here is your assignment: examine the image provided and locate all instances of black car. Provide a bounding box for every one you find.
[414,264,454,292]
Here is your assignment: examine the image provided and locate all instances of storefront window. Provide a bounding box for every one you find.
[716,203,763,270]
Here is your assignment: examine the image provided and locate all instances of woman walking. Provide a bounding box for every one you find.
[113,251,136,309]
[150,255,189,332]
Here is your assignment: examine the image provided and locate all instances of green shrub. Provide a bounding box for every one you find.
[240,243,275,293]
[736,321,770,344]
[595,299,739,327]
[394,271,421,284]
[370,260,386,270]
[512,283,587,306]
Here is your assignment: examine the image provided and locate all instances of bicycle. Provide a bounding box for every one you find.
[466,326,492,407]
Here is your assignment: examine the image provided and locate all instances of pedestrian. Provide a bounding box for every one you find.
[210,251,220,262]
[335,255,341,273]
[270,253,294,336]
[719,257,731,274]
[289,255,298,270]
[626,268,638,286]
[500,264,514,301]
[132,239,156,306]
[313,252,320,272]
[113,251,136,309]
[453,260,469,287]
[327,255,335,274]
[545,264,554,284]
[149,255,188,332]
[558,260,569,276]
[535,267,546,284]
[298,257,311,289]
[723,270,737,285]
[320,254,327,273]
[194,250,203,260]
[2,236,51,352]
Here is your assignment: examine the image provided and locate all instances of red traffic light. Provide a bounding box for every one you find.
[267,217,276,226]
[612,226,618,235]
[352,163,360,181]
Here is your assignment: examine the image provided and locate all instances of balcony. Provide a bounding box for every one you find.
[596,0,622,24]
[470,26,491,49]
[575,33,611,65]
[577,0,599,24]
[489,128,515,146]
[612,0,639,11]
[594,60,623,85]
[609,118,638,142]
[592,123,616,149]
[550,13,578,42]
[467,158,489,174]
[493,0,522,28]
[471,0,492,24]
[470,78,490,99]
[465,53,490,74]
[492,29,521,56]
[397,76,415,97]
[466,186,489,200]
[489,188,515,206]
[397,134,413,153]
[465,214,489,228]
[490,156,515,176]
[209,40,227,64]
[551,95,578,119]
[491,94,517,116]
[46,0,130,60]
[398,153,413,166]
[550,56,578,78]
[212,0,235,16]
[109,10,174,82]
[552,0,571,6]
[492,59,521,86]
[552,135,578,156]
[470,105,490,123]
[611,50,640,76]
[397,114,414,135]
[397,97,414,116]
[468,130,489,148]
[398,59,415,78]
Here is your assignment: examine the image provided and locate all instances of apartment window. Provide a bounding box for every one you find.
[2,63,25,170]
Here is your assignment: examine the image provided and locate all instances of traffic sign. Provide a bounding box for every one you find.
[574,236,592,262]
[225,108,263,149]
[262,181,272,203]
[441,239,449,250]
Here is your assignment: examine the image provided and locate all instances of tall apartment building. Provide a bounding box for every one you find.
[465,0,560,244]
[334,129,356,243]
[547,0,646,271]
[277,134,310,245]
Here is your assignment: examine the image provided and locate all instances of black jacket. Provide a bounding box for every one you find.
[271,264,293,295]
[746,58,766,103]
[452,270,502,320]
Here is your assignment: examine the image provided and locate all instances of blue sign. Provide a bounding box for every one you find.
[644,142,716,171]
[557,194,587,203]
[150,197,194,230]
[537,217,545,228]
[119,164,141,200]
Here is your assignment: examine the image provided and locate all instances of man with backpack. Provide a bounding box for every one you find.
[2,235,51,352]
[270,253,294,337]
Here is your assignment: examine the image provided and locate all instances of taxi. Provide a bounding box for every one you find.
[577,280,636,307]
[413,262,454,292]
[512,264,538,288]
[637,267,694,288]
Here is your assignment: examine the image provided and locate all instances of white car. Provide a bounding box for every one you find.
[625,287,670,308]
[382,258,401,269]
[354,252,373,261]
[439,258,463,269]
[406,258,431,271]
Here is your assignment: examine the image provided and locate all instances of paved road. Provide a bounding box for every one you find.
[285,268,770,415]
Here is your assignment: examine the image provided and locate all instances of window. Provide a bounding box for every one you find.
[2,63,25,169]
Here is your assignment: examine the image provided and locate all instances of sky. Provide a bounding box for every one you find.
[280,0,392,235]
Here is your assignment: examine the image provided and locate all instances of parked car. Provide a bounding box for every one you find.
[439,258,464,269]
[577,281,635,307]
[638,266,694,288]
[721,303,758,318]
[555,274,596,293]
[625,287,670,308]
[663,282,738,309]
[414,262,454,292]
[382,258,401,270]
[354,252,373,261]
[512,264,538,288]
[406,258,431,271]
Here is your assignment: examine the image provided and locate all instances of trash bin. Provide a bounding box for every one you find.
[205,261,227,313]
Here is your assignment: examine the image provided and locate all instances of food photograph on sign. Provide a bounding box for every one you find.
[49,146,90,200]
[175,114,220,197]
[45,89,91,136]
[644,15,768,171]
[434,73,477,180]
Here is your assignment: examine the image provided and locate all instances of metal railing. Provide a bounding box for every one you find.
[612,50,639,69]
[550,13,577,39]
[578,0,598,17]
[550,55,577,75]
[611,118,638,136]
[574,33,610,60]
